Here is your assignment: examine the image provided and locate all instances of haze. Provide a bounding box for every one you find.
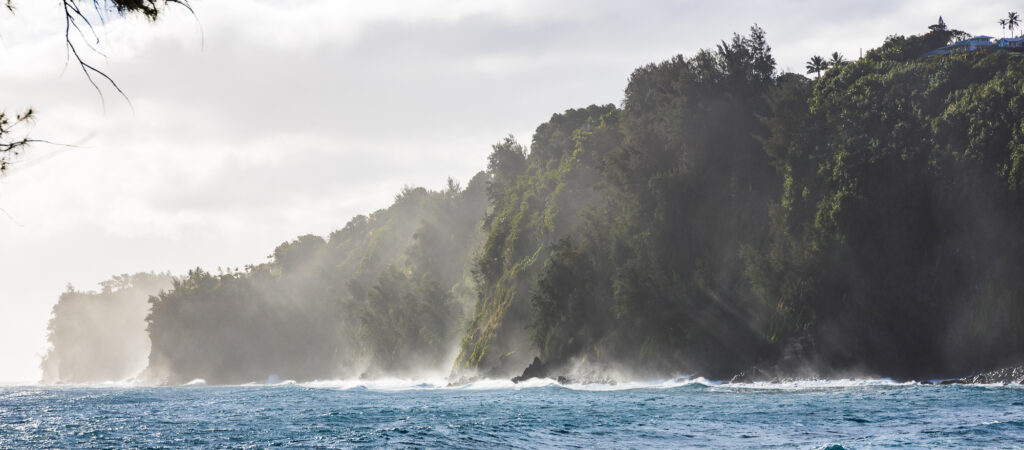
[0,0,1013,382]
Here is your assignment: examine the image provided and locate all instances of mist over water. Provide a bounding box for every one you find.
[12,0,1024,447]
[32,22,1024,398]
[39,273,173,384]
[36,171,517,387]
[133,177,489,386]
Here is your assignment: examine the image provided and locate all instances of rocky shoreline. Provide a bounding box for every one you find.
[926,365,1024,385]
[732,362,1024,385]
[510,357,618,386]
[507,356,1024,386]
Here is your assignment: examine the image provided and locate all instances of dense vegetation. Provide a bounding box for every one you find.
[143,177,487,384]
[457,27,781,379]
[752,30,1024,379]
[43,23,1024,383]
[40,273,173,383]
[459,23,1024,380]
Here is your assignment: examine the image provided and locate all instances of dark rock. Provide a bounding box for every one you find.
[919,380,933,385]
[555,373,617,385]
[958,364,1024,385]
[729,366,775,384]
[928,363,1024,385]
[359,369,380,380]
[511,356,548,384]
[729,372,751,384]
[445,375,478,387]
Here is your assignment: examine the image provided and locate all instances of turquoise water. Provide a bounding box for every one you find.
[2,379,1023,448]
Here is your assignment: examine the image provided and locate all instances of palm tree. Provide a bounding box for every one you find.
[1000,18,1008,37]
[829,52,846,67]
[1009,12,1021,38]
[806,55,828,78]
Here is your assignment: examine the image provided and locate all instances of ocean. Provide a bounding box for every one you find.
[2,378,1023,448]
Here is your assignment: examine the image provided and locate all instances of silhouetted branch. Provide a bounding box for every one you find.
[0,109,35,172]
[0,206,24,227]
[0,0,193,172]
[63,0,131,109]
[58,0,194,106]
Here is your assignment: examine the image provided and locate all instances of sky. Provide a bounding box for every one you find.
[0,0,1017,383]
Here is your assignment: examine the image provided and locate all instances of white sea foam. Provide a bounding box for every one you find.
[554,377,718,391]
[98,378,144,387]
[14,376,1023,390]
[954,382,1024,389]
[16,377,145,389]
[288,376,945,392]
[714,378,915,390]
[300,377,450,391]
[293,376,718,391]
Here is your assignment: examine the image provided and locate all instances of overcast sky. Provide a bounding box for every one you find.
[0,0,1017,382]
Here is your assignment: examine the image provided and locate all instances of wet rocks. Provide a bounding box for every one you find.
[555,374,617,386]
[958,364,1024,385]
[509,357,620,385]
[445,375,479,387]
[729,367,775,384]
[511,357,548,384]
[727,366,808,384]
[922,363,1024,385]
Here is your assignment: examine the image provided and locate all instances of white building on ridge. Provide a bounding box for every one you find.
[923,36,997,56]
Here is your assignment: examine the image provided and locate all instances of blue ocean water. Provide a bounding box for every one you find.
[2,379,1023,448]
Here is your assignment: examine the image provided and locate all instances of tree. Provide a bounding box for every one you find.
[828,51,847,67]
[0,109,34,172]
[484,136,527,205]
[805,55,828,77]
[947,30,972,44]
[1000,18,1009,38]
[0,0,192,172]
[1008,12,1020,38]
[925,16,971,45]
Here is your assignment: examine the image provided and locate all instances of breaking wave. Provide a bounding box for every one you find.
[25,377,1024,390]
[284,377,933,392]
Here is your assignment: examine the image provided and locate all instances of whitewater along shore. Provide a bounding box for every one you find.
[507,354,1024,386]
[728,363,1024,386]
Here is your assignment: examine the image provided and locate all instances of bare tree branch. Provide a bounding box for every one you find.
[1,0,194,172]
[0,109,35,172]
[64,0,132,110]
